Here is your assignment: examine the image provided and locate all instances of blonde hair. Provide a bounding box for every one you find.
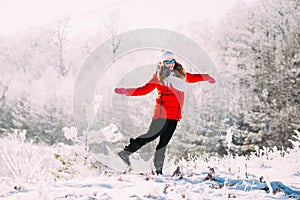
[173,62,186,78]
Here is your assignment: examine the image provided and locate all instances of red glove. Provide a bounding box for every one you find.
[114,88,128,95]
[207,76,216,84]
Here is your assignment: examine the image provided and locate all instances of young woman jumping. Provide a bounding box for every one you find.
[114,51,215,175]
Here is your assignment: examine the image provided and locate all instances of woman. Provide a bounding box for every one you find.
[114,51,215,175]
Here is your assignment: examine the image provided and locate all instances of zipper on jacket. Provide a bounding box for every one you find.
[176,91,181,120]
[160,86,168,117]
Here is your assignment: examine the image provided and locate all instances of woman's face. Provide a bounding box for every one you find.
[163,56,176,69]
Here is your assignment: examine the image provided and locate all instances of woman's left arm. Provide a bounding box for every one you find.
[185,72,216,84]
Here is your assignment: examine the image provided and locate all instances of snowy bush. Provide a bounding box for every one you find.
[0,129,58,190]
[52,142,87,180]
[52,126,101,180]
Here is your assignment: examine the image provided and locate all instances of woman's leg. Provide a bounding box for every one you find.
[131,118,170,149]
[153,119,178,174]
[118,118,170,166]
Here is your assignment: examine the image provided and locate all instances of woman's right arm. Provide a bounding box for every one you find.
[115,74,158,96]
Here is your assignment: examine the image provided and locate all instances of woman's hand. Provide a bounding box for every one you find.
[114,88,128,95]
[207,75,216,84]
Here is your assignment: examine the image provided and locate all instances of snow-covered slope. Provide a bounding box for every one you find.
[0,149,299,199]
[0,130,299,200]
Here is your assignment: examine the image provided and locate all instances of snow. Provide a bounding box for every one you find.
[100,124,123,143]
[0,134,299,200]
[1,164,299,199]
[62,127,78,140]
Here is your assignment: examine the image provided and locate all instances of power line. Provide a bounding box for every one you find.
[53,0,137,25]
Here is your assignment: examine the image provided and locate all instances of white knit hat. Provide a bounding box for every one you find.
[159,51,175,62]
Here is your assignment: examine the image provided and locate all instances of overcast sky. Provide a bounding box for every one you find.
[0,0,250,36]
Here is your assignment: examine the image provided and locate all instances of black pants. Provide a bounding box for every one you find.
[124,118,178,171]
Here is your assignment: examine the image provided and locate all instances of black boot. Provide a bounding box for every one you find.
[117,150,131,166]
[124,138,141,152]
[155,169,163,175]
[118,138,141,166]
[154,151,165,175]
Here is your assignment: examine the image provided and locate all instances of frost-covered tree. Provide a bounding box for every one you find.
[0,21,87,143]
[215,0,300,152]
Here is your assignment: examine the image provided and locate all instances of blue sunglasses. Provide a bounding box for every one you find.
[164,59,176,65]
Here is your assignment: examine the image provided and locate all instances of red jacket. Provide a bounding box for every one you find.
[126,73,211,120]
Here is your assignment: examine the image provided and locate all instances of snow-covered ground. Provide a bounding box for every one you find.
[0,131,300,200]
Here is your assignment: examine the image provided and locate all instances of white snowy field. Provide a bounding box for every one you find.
[0,131,300,200]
